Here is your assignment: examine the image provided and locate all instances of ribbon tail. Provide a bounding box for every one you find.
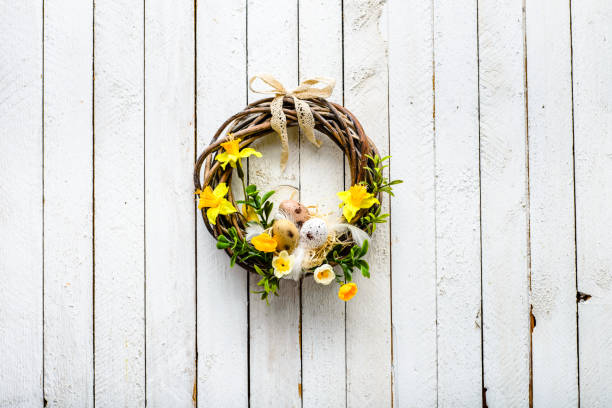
[293,97,322,149]
[270,96,289,170]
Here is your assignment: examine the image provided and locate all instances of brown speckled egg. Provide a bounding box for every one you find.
[272,219,300,252]
[279,199,310,229]
[300,217,328,249]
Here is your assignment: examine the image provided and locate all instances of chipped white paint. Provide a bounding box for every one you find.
[3,1,612,407]
[526,0,579,406]
[572,1,612,407]
[43,0,94,406]
[145,0,196,406]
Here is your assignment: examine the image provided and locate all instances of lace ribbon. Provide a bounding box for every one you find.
[248,74,336,170]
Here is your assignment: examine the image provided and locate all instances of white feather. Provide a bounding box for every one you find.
[245,223,264,242]
[288,245,306,281]
[330,223,369,247]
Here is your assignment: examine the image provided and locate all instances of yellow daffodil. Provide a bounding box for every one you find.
[251,232,277,253]
[337,184,379,222]
[242,204,259,223]
[215,137,262,169]
[313,264,335,285]
[338,282,358,301]
[197,183,236,225]
[272,250,294,279]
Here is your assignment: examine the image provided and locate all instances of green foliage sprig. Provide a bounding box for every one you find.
[360,155,403,233]
[216,226,271,267]
[326,240,370,283]
[237,184,275,228]
[252,265,280,304]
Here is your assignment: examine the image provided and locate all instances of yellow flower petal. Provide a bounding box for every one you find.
[212,182,229,198]
[199,186,220,209]
[242,204,259,223]
[359,196,379,209]
[238,147,262,159]
[338,282,358,301]
[272,250,294,278]
[217,198,237,215]
[251,232,277,253]
[206,206,220,225]
[342,204,359,223]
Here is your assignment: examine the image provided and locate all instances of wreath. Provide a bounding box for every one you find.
[193,75,402,303]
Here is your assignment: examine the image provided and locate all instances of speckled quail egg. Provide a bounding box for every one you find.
[299,217,328,249]
[272,219,300,252]
[279,199,311,229]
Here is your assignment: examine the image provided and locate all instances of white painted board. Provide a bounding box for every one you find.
[196,0,249,406]
[247,0,302,405]
[145,0,196,406]
[478,0,531,406]
[388,0,437,405]
[434,0,482,405]
[43,0,94,406]
[343,0,392,406]
[298,1,346,407]
[0,1,43,407]
[571,1,612,406]
[526,0,579,406]
[93,0,145,405]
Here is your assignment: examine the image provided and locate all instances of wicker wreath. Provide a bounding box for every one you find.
[194,76,401,303]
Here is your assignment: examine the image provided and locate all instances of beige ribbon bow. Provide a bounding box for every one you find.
[249,74,336,170]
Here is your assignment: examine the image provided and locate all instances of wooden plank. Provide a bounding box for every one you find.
[93,0,145,405]
[525,0,579,406]
[247,0,302,406]
[145,0,195,406]
[343,1,392,405]
[195,0,249,406]
[42,0,94,406]
[571,1,612,406]
[434,0,482,405]
[298,1,345,406]
[388,0,437,405]
[0,1,43,406]
[478,0,531,406]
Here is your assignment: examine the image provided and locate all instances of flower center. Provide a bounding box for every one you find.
[349,185,368,207]
[317,270,329,280]
[221,139,240,156]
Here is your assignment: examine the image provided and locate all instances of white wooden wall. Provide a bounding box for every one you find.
[1,0,611,407]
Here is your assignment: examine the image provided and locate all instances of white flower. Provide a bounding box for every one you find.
[313,264,335,285]
[272,250,294,279]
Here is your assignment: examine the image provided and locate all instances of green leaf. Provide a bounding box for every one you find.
[216,241,231,249]
[360,240,369,257]
[261,190,275,203]
[246,184,257,195]
[361,263,370,278]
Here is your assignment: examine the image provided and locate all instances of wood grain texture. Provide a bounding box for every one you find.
[196,0,249,406]
[434,0,482,405]
[43,0,94,406]
[478,0,531,406]
[247,0,302,406]
[145,0,196,406]
[525,0,579,406]
[0,1,43,407]
[343,0,392,406]
[93,0,145,405]
[571,1,612,406]
[388,0,437,406]
[298,1,346,407]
